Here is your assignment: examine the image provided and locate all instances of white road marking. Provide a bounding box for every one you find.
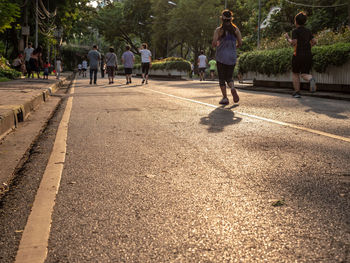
[15,80,76,263]
[144,87,350,143]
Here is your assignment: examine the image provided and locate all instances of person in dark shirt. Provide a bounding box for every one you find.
[285,11,317,98]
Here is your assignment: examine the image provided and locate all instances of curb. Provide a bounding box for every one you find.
[0,74,75,141]
[235,85,350,101]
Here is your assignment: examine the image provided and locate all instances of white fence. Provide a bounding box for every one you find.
[243,60,350,86]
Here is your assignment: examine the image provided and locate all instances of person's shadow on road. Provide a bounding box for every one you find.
[200,106,242,133]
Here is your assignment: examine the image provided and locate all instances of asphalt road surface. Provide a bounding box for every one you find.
[1,75,349,262]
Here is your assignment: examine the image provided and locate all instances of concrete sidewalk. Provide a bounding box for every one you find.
[0,72,74,196]
[0,73,74,140]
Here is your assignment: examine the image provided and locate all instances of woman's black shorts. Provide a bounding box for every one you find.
[217,62,235,86]
[141,63,150,75]
[292,55,312,74]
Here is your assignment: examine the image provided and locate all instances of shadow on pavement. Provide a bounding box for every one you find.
[300,98,349,120]
[200,106,242,133]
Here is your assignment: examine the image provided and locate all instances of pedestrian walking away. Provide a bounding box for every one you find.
[105,47,118,84]
[87,45,101,84]
[212,9,242,105]
[43,60,50,79]
[198,51,208,81]
[100,54,105,78]
[78,63,82,76]
[28,46,43,79]
[285,11,317,99]
[139,43,152,84]
[82,59,88,77]
[55,58,62,79]
[24,42,34,78]
[208,58,217,80]
[122,45,135,85]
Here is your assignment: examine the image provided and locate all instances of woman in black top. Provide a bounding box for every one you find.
[285,12,317,98]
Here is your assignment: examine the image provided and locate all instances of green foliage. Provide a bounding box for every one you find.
[0,57,21,79]
[259,27,350,51]
[315,27,350,46]
[60,44,90,71]
[238,42,350,75]
[238,48,292,75]
[312,43,350,73]
[0,1,20,33]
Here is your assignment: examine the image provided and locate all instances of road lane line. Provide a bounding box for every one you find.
[144,87,350,143]
[15,79,76,263]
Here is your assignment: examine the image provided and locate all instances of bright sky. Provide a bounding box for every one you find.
[89,1,98,8]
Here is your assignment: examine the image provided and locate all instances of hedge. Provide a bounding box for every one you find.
[238,42,350,75]
[0,57,21,80]
[118,57,191,72]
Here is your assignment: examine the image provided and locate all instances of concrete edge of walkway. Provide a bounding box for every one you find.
[0,74,75,197]
[0,74,75,141]
[235,84,350,101]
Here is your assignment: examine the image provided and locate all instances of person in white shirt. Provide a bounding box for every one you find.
[197,50,208,81]
[82,59,88,77]
[24,42,34,78]
[78,63,82,76]
[139,43,152,84]
[56,57,62,79]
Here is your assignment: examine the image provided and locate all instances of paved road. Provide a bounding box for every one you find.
[1,75,349,262]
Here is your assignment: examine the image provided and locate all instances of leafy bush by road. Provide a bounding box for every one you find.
[0,57,21,80]
[238,42,350,75]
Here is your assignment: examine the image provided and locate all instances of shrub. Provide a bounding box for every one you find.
[0,57,21,80]
[238,42,350,75]
[315,26,350,46]
[259,26,350,51]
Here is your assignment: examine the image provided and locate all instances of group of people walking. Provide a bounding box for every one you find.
[79,9,317,106]
[13,42,62,80]
[80,43,152,86]
[208,9,317,105]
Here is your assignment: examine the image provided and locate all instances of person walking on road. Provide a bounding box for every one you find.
[82,58,88,78]
[24,42,34,78]
[28,46,43,79]
[43,60,50,80]
[78,63,82,76]
[285,11,317,98]
[87,45,101,85]
[55,57,62,79]
[105,47,118,84]
[139,43,152,84]
[208,58,217,80]
[198,51,208,81]
[122,45,135,85]
[212,9,242,105]
[100,54,105,78]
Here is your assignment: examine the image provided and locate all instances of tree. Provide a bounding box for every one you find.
[0,0,20,33]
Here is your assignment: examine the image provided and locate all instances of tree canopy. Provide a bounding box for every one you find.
[0,0,349,60]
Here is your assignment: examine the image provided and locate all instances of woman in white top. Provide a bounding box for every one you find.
[56,57,62,79]
[197,50,208,81]
[139,43,152,84]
